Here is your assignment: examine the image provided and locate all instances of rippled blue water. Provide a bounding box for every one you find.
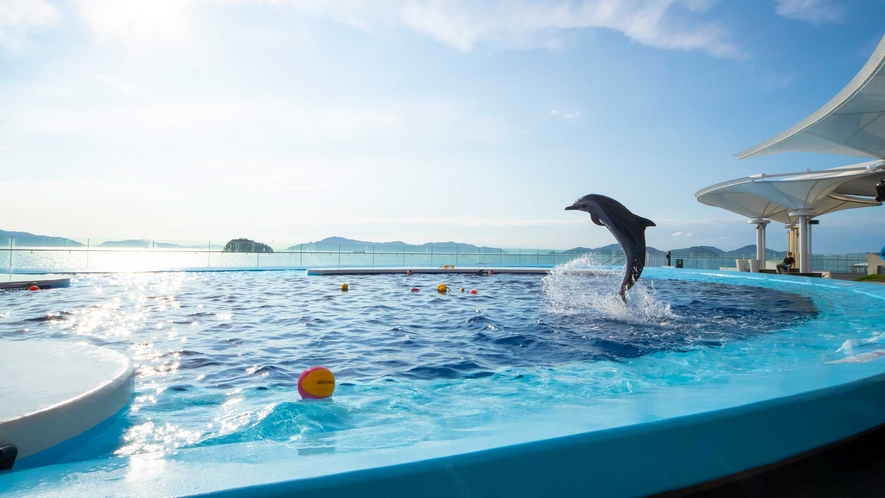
[2,264,879,466]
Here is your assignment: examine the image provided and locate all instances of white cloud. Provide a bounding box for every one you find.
[672,231,683,236]
[65,0,741,58]
[775,0,844,24]
[0,0,59,52]
[394,0,740,57]
[685,232,693,237]
[551,109,581,120]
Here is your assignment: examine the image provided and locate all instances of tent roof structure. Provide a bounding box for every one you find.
[735,35,885,160]
[696,160,885,224]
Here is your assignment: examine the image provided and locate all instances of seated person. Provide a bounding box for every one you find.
[776,252,795,274]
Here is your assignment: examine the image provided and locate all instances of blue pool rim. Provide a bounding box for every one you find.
[3,268,885,498]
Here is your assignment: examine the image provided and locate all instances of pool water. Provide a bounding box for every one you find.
[0,262,879,469]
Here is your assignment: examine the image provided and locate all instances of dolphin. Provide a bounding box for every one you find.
[565,194,656,302]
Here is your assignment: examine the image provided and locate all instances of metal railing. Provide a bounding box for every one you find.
[0,237,868,274]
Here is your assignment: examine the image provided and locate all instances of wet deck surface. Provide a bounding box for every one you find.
[0,274,70,290]
[686,425,885,497]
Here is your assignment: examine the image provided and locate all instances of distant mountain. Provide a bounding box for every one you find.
[288,237,501,252]
[0,229,83,247]
[98,239,184,248]
[550,244,665,256]
[725,245,786,257]
[591,243,665,256]
[669,245,723,255]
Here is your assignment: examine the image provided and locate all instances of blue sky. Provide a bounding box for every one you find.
[1,0,883,253]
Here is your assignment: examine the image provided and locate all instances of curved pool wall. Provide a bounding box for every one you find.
[2,269,885,497]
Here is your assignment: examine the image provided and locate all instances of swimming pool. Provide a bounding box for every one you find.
[2,263,885,496]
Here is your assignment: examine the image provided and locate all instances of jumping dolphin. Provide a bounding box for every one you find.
[565,194,656,302]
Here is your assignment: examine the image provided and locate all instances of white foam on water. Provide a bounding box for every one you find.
[541,255,674,323]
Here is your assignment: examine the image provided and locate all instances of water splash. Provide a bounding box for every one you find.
[541,255,674,323]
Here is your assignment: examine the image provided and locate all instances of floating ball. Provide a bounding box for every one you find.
[460,287,465,292]
[406,270,413,275]
[443,265,450,269]
[437,284,448,293]
[411,287,420,292]
[298,366,336,399]
[488,270,494,275]
[470,289,478,295]
[341,283,348,292]
[28,285,39,292]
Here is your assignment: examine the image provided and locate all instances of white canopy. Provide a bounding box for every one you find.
[696,161,885,223]
[735,34,885,160]
[696,161,884,273]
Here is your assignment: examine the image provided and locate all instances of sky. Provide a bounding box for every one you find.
[1,0,884,253]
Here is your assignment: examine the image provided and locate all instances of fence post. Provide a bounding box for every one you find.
[208,242,211,268]
[7,237,12,274]
[338,245,341,268]
[372,245,375,268]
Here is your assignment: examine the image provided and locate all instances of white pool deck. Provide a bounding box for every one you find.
[0,342,134,467]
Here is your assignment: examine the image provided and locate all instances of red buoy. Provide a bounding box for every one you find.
[28,285,39,291]
[410,287,420,292]
[469,289,478,294]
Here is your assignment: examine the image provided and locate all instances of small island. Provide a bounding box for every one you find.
[223,238,273,253]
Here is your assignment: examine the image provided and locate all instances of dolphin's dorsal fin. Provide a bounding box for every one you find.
[590,213,605,226]
[638,216,656,227]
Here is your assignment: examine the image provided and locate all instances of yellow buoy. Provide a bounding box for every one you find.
[437,284,448,293]
[341,283,349,292]
[298,366,336,399]
[460,287,465,292]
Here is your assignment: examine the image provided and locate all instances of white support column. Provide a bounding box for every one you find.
[808,218,819,272]
[790,210,816,273]
[749,218,770,266]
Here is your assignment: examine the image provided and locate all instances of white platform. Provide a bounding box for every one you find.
[0,342,134,464]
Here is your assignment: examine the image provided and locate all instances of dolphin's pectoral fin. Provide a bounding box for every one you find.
[590,213,605,226]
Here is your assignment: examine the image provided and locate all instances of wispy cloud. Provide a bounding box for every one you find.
[672,231,683,236]
[70,0,197,47]
[65,0,742,58]
[394,0,741,57]
[0,0,60,53]
[775,0,845,24]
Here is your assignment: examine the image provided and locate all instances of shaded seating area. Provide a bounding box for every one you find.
[697,34,885,270]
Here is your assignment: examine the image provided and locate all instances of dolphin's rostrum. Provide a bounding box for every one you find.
[565,194,656,302]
